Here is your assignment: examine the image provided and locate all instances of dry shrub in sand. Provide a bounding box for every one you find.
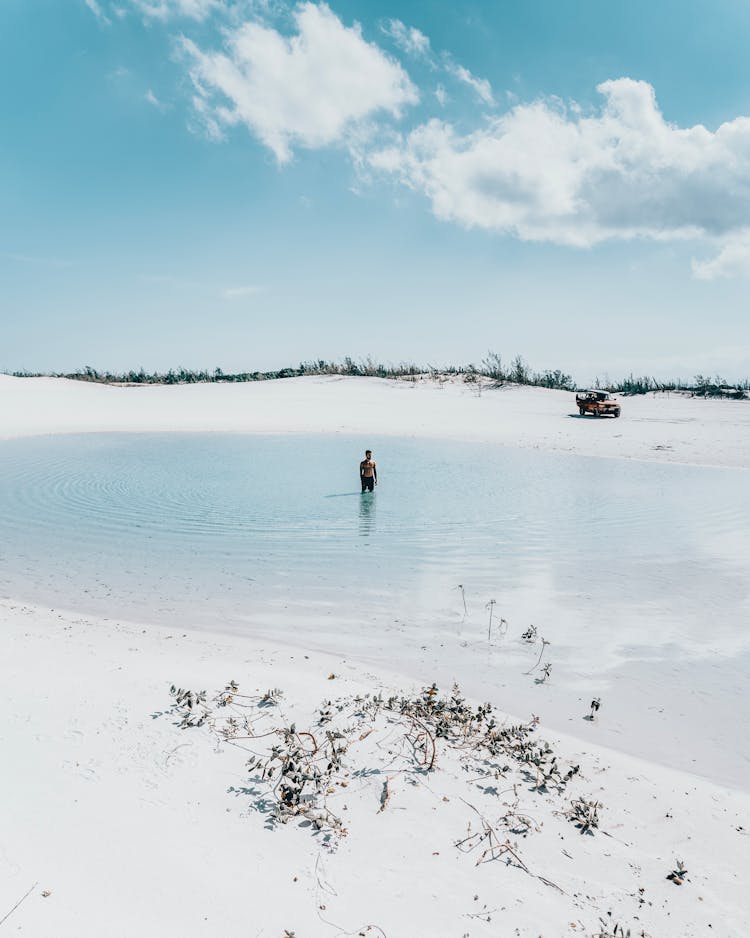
[567,796,602,834]
[666,857,689,885]
[168,680,583,843]
[593,920,647,938]
[165,682,681,937]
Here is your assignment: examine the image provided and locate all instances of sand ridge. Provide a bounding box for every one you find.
[0,373,748,468]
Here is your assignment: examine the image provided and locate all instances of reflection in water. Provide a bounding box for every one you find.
[359,491,376,536]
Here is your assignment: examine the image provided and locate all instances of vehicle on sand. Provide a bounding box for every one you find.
[576,390,621,418]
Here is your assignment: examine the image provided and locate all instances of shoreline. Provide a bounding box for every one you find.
[2,599,748,937]
[4,595,747,793]
[5,581,748,793]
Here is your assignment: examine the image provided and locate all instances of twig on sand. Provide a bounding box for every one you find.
[164,742,190,768]
[0,882,38,927]
[337,926,387,938]
[464,907,499,920]
[378,778,392,812]
[535,662,552,685]
[334,928,386,938]
[406,716,436,770]
[456,814,530,871]
[486,600,496,641]
[315,855,388,938]
[458,801,564,894]
[536,873,564,893]
[525,638,550,675]
[314,853,338,897]
[296,731,319,754]
[457,584,467,617]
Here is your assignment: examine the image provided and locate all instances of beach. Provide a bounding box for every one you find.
[1,374,748,937]
[1,373,749,469]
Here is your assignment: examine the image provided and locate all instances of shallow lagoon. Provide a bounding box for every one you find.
[3,432,749,783]
[1,432,747,657]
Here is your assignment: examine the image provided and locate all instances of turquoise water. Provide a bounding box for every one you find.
[1,432,748,662]
[4,431,749,786]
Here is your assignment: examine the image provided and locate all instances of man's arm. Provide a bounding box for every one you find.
[373,462,378,484]
[360,460,365,478]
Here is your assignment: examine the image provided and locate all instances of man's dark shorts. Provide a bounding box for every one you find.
[361,476,374,492]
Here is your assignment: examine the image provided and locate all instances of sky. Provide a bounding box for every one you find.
[2,0,750,382]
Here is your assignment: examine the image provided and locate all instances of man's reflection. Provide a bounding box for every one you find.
[359,492,376,536]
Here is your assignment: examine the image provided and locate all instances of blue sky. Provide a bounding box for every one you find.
[2,0,750,381]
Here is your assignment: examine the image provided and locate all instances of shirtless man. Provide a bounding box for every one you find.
[360,450,377,493]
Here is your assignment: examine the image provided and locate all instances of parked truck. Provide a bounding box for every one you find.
[576,390,621,418]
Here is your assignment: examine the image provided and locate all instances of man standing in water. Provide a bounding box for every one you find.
[360,449,377,493]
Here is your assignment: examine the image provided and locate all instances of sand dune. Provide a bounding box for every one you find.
[1,373,748,468]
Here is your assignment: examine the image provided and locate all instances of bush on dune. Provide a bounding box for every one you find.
[6,354,747,397]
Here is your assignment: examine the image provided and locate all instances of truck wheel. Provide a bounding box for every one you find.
[579,407,585,416]
[614,409,621,418]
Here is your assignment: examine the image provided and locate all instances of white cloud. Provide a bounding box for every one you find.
[369,78,750,258]
[380,18,430,58]
[145,88,167,109]
[189,93,225,140]
[139,274,263,295]
[434,84,447,107]
[221,284,264,298]
[130,0,220,20]
[84,0,111,24]
[692,233,750,280]
[3,252,73,269]
[183,2,418,163]
[445,61,494,105]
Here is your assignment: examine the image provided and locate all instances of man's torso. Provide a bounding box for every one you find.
[360,459,376,477]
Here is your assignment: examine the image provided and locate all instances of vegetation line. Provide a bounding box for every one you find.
[5,352,748,398]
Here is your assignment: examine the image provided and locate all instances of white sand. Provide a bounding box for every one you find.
[1,375,748,936]
[2,600,748,937]
[1,373,748,468]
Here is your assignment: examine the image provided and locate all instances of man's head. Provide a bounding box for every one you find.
[365,450,372,458]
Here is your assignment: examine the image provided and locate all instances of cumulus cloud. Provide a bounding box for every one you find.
[445,62,494,105]
[380,18,430,58]
[183,2,418,162]
[369,78,750,255]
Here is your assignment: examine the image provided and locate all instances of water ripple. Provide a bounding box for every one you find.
[0,433,747,648]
